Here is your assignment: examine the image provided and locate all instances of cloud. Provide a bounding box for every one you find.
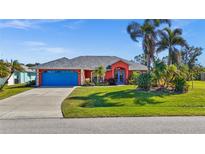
[0,19,64,30]
[39,47,66,53]
[64,20,85,30]
[23,41,67,54]
[24,41,47,46]
[172,19,195,29]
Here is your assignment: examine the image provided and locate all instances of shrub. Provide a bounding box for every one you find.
[84,78,91,86]
[84,78,95,86]
[137,73,152,91]
[152,59,167,87]
[128,71,140,85]
[26,80,36,86]
[173,76,189,93]
[107,78,116,85]
[95,81,109,86]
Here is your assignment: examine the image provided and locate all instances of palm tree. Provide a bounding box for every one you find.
[93,65,105,83]
[0,60,10,79]
[0,60,24,90]
[127,19,171,71]
[157,27,188,65]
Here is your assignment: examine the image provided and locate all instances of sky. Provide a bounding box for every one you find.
[0,19,205,66]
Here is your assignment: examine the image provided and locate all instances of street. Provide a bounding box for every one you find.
[0,116,205,134]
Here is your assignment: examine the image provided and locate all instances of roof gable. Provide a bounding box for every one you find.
[110,59,129,66]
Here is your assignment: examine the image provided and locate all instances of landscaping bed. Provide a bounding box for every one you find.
[62,81,205,118]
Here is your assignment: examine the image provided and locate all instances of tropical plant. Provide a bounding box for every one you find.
[127,19,171,71]
[152,59,167,86]
[93,65,106,83]
[177,64,189,79]
[0,60,10,78]
[157,27,188,65]
[173,76,189,93]
[137,73,152,90]
[0,60,24,90]
[128,71,140,85]
[162,64,178,87]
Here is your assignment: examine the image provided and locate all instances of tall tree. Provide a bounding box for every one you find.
[181,46,203,69]
[134,53,147,65]
[127,19,171,71]
[0,60,24,90]
[157,27,188,65]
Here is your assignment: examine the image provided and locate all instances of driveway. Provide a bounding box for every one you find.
[1,117,205,133]
[0,88,74,119]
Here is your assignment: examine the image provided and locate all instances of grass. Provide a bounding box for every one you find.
[62,81,205,118]
[0,84,32,100]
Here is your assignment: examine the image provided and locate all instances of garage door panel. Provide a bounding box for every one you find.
[42,70,78,86]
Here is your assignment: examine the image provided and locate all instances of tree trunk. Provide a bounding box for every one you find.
[168,48,172,65]
[147,54,151,72]
[96,75,99,83]
[0,72,13,90]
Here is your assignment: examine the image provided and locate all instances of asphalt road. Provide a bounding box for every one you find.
[0,116,205,134]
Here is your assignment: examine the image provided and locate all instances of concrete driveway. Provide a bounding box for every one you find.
[0,88,74,119]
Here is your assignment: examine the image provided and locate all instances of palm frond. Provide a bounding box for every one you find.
[127,22,143,42]
[173,28,183,36]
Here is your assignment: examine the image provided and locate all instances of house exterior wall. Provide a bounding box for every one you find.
[7,74,15,85]
[111,60,129,80]
[81,69,85,85]
[6,72,36,86]
[84,70,92,78]
[36,69,39,86]
[19,72,36,84]
[106,60,129,83]
[105,70,112,80]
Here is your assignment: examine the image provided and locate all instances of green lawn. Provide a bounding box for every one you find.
[0,84,32,100]
[62,81,205,118]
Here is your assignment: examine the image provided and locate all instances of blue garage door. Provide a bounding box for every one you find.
[42,70,78,86]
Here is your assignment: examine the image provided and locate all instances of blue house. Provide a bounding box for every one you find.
[7,65,36,85]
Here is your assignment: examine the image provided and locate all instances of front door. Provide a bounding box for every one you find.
[115,69,125,85]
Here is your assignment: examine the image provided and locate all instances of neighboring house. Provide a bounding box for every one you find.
[201,72,205,81]
[7,65,36,85]
[0,78,7,86]
[35,56,147,87]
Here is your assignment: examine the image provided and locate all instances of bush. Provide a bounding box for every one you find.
[137,73,152,91]
[84,78,95,86]
[107,78,116,85]
[26,80,36,86]
[128,72,140,85]
[95,81,109,86]
[173,76,189,93]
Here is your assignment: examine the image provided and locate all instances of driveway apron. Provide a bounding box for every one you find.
[0,88,74,119]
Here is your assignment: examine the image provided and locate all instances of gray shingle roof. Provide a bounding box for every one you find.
[36,56,147,71]
[21,65,35,72]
